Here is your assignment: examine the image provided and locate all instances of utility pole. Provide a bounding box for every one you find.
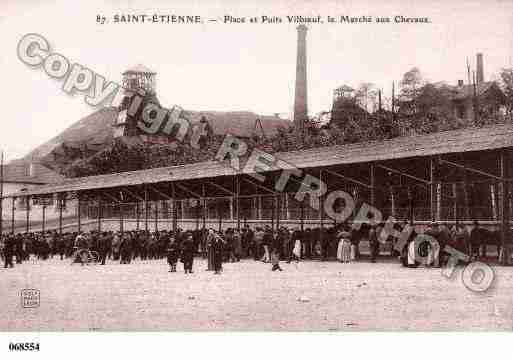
[0,151,4,236]
[391,81,395,114]
[473,71,479,124]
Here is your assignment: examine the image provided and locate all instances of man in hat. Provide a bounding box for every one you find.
[181,233,195,274]
[98,232,111,265]
[212,232,224,274]
[206,229,215,270]
[166,236,180,272]
[3,234,15,268]
[261,226,272,263]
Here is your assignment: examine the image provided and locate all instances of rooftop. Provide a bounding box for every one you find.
[1,162,64,185]
[8,123,513,197]
[123,64,156,75]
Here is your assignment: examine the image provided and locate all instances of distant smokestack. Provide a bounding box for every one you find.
[476,53,484,84]
[293,25,308,134]
[466,57,471,85]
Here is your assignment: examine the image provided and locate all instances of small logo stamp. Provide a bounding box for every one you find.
[20,289,40,308]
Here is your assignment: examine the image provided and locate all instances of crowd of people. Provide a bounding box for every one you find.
[0,220,500,271]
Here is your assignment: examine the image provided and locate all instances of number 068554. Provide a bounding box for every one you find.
[9,342,40,351]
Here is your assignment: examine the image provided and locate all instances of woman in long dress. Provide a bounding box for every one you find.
[407,239,417,267]
[350,240,357,261]
[342,237,352,263]
[337,227,352,263]
[292,231,302,261]
[212,233,224,274]
[336,234,344,262]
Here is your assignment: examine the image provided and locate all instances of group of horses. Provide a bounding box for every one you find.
[469,226,504,260]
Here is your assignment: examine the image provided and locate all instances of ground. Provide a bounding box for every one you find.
[1,257,512,331]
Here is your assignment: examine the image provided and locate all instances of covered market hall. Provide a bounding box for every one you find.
[2,123,513,260]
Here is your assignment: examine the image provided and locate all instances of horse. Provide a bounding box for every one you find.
[469,226,502,260]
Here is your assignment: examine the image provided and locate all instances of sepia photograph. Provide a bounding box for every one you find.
[1,0,513,354]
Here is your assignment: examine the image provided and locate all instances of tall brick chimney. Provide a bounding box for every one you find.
[476,53,484,84]
[293,25,308,133]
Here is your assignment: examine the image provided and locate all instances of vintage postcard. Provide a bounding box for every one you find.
[1,0,513,350]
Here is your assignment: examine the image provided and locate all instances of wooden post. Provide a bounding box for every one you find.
[170,198,175,230]
[217,199,222,232]
[258,195,262,220]
[144,185,149,232]
[59,195,64,235]
[154,201,159,232]
[42,204,46,233]
[202,183,206,230]
[26,195,30,233]
[300,200,305,231]
[119,202,124,233]
[430,158,436,222]
[491,183,498,221]
[271,196,275,230]
[275,195,280,231]
[499,150,508,264]
[408,187,414,223]
[171,183,177,232]
[11,197,15,234]
[463,172,470,220]
[370,163,375,206]
[436,182,442,221]
[229,197,234,222]
[136,202,140,230]
[77,195,82,233]
[252,197,257,220]
[196,200,200,230]
[390,187,396,217]
[452,183,458,222]
[510,187,513,226]
[235,176,241,230]
[285,193,290,220]
[97,197,102,232]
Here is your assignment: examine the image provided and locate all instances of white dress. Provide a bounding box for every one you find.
[336,231,351,262]
[337,239,343,261]
[408,240,416,265]
[350,244,356,260]
[293,239,301,258]
[342,239,352,262]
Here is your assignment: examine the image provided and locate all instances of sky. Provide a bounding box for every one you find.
[0,0,512,161]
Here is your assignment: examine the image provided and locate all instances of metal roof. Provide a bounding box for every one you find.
[1,163,64,185]
[278,122,513,168]
[8,123,513,197]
